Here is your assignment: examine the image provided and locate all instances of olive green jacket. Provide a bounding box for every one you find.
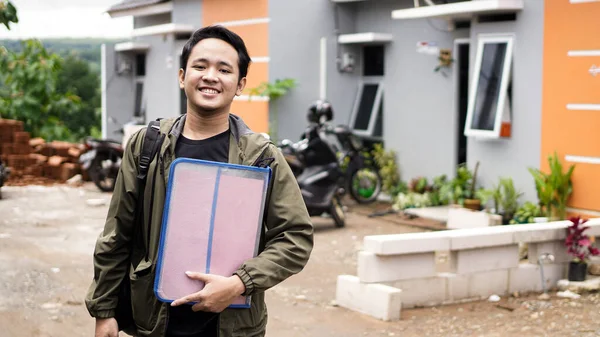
[85,114,314,336]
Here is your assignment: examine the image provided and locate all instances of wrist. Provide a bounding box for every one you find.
[230,275,246,295]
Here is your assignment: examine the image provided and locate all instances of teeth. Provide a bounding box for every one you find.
[200,88,218,94]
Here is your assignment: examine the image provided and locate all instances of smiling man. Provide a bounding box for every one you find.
[86,26,314,337]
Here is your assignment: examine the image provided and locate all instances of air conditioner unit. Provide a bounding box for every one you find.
[117,60,132,75]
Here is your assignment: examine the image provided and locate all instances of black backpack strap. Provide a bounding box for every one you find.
[134,119,165,262]
[137,120,162,183]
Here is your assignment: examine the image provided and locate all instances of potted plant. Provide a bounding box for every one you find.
[528,152,575,220]
[565,216,600,281]
[440,162,479,210]
[498,177,523,224]
[476,183,501,214]
[510,201,542,224]
[463,161,480,211]
[247,78,297,143]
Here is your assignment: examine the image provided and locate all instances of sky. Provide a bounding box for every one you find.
[0,0,133,39]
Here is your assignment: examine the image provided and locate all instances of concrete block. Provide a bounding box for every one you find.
[511,221,569,243]
[363,231,450,255]
[442,270,509,301]
[451,245,519,274]
[528,240,570,264]
[556,276,600,293]
[357,251,436,283]
[468,269,509,298]
[384,277,446,309]
[586,219,600,236]
[440,272,469,302]
[508,263,566,293]
[446,207,502,229]
[336,275,402,321]
[449,226,515,250]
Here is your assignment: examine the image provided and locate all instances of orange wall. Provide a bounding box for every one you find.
[542,0,600,212]
[202,0,270,134]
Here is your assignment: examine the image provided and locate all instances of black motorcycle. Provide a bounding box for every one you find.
[291,112,347,228]
[0,158,9,199]
[79,137,123,192]
[280,102,382,205]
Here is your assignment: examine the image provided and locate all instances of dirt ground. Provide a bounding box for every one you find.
[0,184,599,337]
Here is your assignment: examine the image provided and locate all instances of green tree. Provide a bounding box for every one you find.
[0,39,80,141]
[56,54,101,140]
[0,0,18,30]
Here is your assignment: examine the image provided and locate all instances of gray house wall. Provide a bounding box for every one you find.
[102,44,135,139]
[269,0,359,141]
[354,0,469,180]
[136,34,180,122]
[467,0,545,202]
[133,13,172,28]
[172,0,202,26]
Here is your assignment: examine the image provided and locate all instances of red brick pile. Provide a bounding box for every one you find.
[0,118,87,186]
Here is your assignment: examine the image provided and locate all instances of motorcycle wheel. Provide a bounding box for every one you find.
[90,153,121,192]
[348,167,382,204]
[331,197,346,228]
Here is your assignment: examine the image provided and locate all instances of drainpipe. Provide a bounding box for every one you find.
[333,2,343,72]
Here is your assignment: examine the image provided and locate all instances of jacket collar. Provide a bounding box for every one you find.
[169,113,252,143]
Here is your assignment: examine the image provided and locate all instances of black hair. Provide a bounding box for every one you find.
[181,25,251,81]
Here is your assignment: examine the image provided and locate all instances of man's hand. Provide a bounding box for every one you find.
[95,317,118,337]
[170,272,246,313]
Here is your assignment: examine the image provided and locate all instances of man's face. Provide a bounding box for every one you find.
[179,38,246,116]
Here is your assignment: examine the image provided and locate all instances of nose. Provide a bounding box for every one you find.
[202,68,218,83]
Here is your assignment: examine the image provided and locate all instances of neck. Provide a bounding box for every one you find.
[183,109,230,140]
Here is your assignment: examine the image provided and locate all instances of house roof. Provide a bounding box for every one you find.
[107,0,170,13]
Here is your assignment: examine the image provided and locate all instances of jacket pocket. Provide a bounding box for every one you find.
[231,293,267,336]
[130,262,160,331]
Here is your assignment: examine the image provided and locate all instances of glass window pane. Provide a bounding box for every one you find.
[354,84,379,131]
[470,42,507,131]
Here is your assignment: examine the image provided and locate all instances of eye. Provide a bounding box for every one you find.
[220,69,231,74]
[193,65,205,70]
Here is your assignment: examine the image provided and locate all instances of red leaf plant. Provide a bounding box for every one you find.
[565,216,600,263]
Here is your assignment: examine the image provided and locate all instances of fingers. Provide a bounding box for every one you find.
[171,272,211,306]
[171,294,198,307]
[185,271,211,281]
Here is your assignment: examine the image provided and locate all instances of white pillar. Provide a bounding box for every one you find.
[319,37,327,100]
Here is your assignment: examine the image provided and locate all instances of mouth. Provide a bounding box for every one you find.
[198,87,220,95]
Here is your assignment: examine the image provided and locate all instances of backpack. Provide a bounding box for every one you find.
[115,119,165,336]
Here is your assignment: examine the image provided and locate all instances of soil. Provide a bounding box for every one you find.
[0,184,599,337]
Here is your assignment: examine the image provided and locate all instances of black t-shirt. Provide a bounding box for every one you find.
[166,129,230,337]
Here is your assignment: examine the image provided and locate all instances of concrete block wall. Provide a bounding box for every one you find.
[336,218,600,321]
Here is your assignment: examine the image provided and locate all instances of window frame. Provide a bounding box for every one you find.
[464,34,514,139]
[349,80,384,138]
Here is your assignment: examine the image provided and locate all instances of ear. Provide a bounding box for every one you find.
[178,68,185,89]
[236,77,247,96]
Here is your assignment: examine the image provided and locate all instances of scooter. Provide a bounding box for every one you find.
[278,100,352,227]
[79,137,123,192]
[293,119,347,228]
[279,102,382,205]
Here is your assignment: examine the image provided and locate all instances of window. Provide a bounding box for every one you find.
[134,80,144,117]
[350,82,384,138]
[136,53,146,77]
[464,35,514,138]
[363,45,384,76]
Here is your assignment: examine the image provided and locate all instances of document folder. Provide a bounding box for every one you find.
[154,158,270,308]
